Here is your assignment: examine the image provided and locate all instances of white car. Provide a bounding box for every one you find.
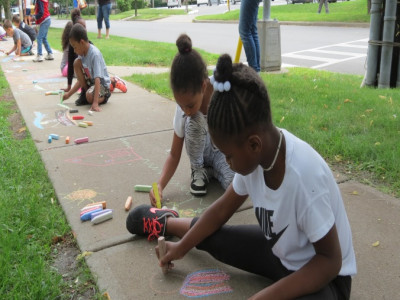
[197,0,211,6]
[167,0,181,8]
[11,7,20,16]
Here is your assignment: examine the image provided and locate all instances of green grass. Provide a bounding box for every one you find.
[58,7,188,21]
[126,68,400,198]
[0,71,100,298]
[47,28,219,67]
[196,0,370,23]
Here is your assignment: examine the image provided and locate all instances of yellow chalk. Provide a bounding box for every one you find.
[152,182,161,209]
[78,122,88,128]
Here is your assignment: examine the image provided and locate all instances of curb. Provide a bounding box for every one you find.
[193,19,370,28]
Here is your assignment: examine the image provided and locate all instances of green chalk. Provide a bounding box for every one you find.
[134,185,152,192]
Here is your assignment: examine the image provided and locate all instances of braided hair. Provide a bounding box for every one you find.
[208,54,272,139]
[170,34,208,95]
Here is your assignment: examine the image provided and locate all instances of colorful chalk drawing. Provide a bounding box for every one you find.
[64,189,100,206]
[33,110,74,129]
[65,147,142,167]
[180,269,233,298]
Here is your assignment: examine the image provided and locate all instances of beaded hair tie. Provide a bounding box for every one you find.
[209,75,231,92]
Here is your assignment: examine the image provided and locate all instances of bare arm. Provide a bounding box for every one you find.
[249,225,342,300]
[90,78,101,112]
[6,44,17,55]
[150,132,184,206]
[63,81,81,100]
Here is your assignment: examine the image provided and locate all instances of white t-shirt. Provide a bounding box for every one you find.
[173,105,187,138]
[232,129,357,276]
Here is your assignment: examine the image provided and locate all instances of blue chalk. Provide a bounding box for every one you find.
[80,208,103,221]
[49,134,59,140]
[48,136,52,143]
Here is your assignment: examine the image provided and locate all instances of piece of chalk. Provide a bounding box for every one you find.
[80,208,102,221]
[158,237,168,274]
[72,115,84,120]
[152,183,161,209]
[32,80,38,84]
[91,209,112,220]
[58,103,69,109]
[45,91,60,96]
[88,110,94,116]
[65,136,70,144]
[125,196,133,211]
[48,135,52,143]
[91,210,113,225]
[69,109,78,113]
[134,185,152,192]
[49,134,59,140]
[74,137,89,144]
[83,121,93,126]
[78,122,88,128]
[81,201,107,211]
[80,205,103,216]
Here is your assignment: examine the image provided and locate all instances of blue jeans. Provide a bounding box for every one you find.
[37,17,52,56]
[97,3,112,29]
[239,0,260,72]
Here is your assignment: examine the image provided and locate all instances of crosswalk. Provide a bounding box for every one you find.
[282,38,368,70]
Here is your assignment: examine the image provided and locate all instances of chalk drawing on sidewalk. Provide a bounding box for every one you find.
[65,147,142,167]
[64,189,99,206]
[33,110,73,129]
[180,269,233,298]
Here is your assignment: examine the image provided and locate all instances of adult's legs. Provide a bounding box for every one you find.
[102,3,112,38]
[239,0,261,72]
[97,5,104,38]
[40,18,53,55]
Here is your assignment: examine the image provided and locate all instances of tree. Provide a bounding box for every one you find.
[0,0,12,21]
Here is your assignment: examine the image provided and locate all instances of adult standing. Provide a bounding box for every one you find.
[97,0,112,39]
[318,0,329,14]
[239,0,261,73]
[33,0,54,62]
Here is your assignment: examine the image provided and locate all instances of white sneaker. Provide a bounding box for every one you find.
[45,53,54,60]
[33,55,43,62]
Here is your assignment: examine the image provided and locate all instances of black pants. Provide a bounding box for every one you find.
[191,219,352,300]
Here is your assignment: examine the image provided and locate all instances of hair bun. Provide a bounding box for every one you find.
[214,54,233,82]
[176,34,192,55]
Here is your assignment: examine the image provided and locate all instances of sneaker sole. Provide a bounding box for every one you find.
[189,187,207,196]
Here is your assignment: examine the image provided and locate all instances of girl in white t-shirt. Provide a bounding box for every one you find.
[148,34,234,205]
[128,54,356,299]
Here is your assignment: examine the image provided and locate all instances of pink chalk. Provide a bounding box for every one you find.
[74,137,89,144]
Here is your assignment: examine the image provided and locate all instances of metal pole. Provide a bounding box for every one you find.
[378,0,397,88]
[363,0,383,87]
[263,0,271,20]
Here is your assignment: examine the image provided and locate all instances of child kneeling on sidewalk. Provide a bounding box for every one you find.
[63,23,111,112]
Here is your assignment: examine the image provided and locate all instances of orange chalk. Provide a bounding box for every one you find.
[83,121,93,126]
[125,196,133,211]
[65,136,70,144]
[81,201,107,211]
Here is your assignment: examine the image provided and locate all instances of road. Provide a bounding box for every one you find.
[51,3,370,75]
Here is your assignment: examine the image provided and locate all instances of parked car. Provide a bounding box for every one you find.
[167,0,181,8]
[197,0,210,6]
[11,6,20,16]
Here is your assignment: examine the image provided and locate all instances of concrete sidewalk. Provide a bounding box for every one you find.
[1,47,399,299]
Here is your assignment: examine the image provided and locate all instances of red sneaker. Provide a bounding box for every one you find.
[114,76,127,93]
